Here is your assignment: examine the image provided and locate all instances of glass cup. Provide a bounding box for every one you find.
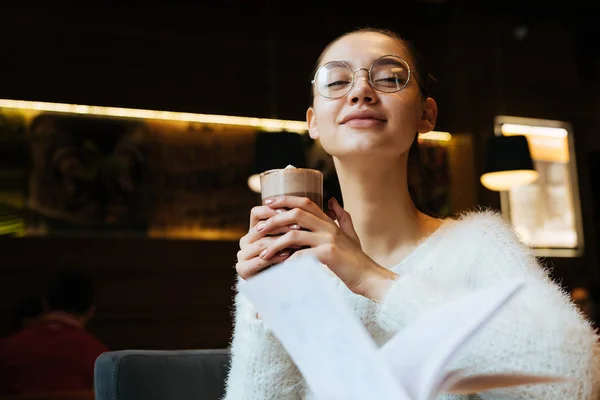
[260,168,323,210]
[260,168,323,258]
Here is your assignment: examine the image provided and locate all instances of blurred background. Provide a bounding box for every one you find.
[1,0,600,351]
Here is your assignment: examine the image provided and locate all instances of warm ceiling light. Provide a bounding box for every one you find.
[0,98,452,141]
[0,98,308,134]
[247,174,262,193]
[480,170,539,191]
[481,135,538,191]
[501,123,568,138]
[417,131,452,142]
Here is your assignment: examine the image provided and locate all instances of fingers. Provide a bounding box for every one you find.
[327,197,347,224]
[260,207,334,236]
[265,225,301,236]
[328,197,361,245]
[241,205,287,247]
[326,208,336,221]
[284,246,332,267]
[237,196,349,280]
[243,197,335,248]
[249,205,281,228]
[285,247,316,263]
[240,222,301,248]
[259,230,323,260]
[237,236,278,263]
[265,196,329,221]
[235,252,291,279]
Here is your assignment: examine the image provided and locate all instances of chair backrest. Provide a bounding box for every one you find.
[94,349,229,400]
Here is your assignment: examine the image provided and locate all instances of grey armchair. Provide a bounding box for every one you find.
[94,350,229,400]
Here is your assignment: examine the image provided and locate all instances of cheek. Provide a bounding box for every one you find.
[313,100,342,134]
[386,96,422,130]
[314,98,341,118]
[386,92,421,115]
[382,97,421,149]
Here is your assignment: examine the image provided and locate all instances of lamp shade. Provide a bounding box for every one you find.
[248,131,307,193]
[480,134,538,191]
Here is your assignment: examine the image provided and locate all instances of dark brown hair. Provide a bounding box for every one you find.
[312,28,437,216]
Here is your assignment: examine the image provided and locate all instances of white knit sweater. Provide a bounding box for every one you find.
[224,211,600,399]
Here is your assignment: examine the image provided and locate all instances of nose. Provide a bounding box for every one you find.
[347,68,378,105]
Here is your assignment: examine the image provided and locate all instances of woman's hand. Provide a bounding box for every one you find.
[235,204,300,280]
[238,196,398,302]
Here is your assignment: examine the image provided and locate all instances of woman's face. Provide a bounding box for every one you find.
[307,32,437,160]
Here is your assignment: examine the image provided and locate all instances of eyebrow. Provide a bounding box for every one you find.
[323,59,352,67]
[324,56,407,69]
[375,58,407,67]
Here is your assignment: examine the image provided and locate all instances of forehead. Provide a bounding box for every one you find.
[320,32,410,67]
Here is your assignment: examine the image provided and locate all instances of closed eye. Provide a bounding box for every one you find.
[326,80,351,88]
[375,77,404,83]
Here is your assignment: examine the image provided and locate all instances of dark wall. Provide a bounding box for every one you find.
[0,1,467,123]
[1,1,600,349]
[0,237,239,350]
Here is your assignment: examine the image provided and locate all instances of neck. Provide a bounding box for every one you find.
[44,311,85,329]
[334,154,431,267]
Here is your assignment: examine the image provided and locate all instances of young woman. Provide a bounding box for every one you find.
[225,28,600,399]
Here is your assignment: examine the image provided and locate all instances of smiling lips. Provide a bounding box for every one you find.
[340,110,386,127]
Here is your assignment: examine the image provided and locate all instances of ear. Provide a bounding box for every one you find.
[306,107,320,140]
[417,97,438,134]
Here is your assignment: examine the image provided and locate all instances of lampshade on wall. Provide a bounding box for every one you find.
[247,131,307,193]
[480,135,538,191]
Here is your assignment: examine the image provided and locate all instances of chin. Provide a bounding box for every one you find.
[329,140,410,160]
[351,129,412,149]
[320,126,414,157]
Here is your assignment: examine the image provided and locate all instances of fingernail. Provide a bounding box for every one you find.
[275,209,284,214]
[265,199,276,205]
[256,223,265,232]
[259,249,267,258]
[290,224,300,230]
[277,251,290,257]
[328,198,334,209]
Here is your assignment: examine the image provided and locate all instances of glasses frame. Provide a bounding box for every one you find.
[311,54,414,99]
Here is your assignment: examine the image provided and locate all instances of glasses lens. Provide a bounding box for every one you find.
[314,62,353,98]
[371,56,410,93]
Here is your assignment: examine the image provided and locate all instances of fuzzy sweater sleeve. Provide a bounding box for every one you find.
[376,212,600,400]
[223,279,304,400]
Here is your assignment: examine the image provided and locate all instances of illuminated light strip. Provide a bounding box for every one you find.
[0,221,25,236]
[0,98,452,141]
[417,131,451,142]
[0,99,308,134]
[501,123,568,138]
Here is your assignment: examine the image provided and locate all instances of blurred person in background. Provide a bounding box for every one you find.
[11,295,44,333]
[0,270,108,395]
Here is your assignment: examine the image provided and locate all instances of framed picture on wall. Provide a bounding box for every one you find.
[494,116,584,257]
[0,106,259,240]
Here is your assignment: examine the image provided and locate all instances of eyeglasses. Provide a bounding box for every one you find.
[311,55,413,99]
